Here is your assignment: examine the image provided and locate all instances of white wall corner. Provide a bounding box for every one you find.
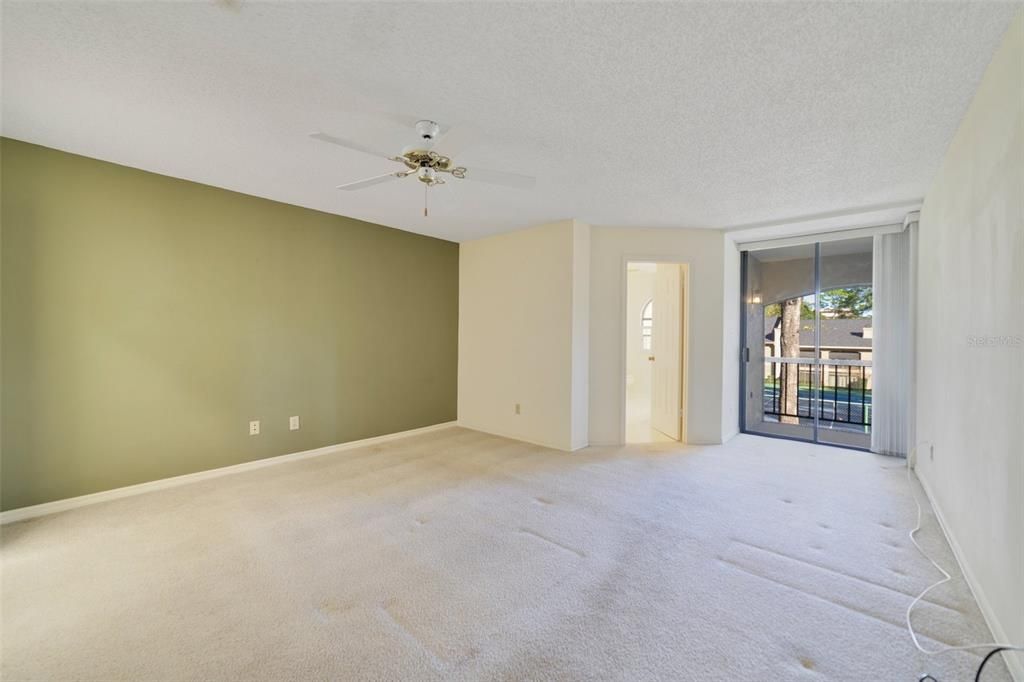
[458,219,589,452]
[721,234,742,442]
[570,219,592,450]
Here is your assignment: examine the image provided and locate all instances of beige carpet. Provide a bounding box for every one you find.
[0,428,1012,681]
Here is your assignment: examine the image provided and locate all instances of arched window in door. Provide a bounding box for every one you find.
[641,299,653,351]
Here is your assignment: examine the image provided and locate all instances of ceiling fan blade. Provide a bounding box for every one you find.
[460,166,536,190]
[370,110,422,130]
[329,92,424,130]
[337,171,410,191]
[310,132,394,160]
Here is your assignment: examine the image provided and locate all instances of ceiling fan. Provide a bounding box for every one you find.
[310,120,536,216]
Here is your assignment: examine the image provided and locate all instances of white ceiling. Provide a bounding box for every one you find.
[2,2,1018,243]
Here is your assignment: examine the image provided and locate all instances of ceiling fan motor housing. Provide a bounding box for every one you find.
[415,120,440,141]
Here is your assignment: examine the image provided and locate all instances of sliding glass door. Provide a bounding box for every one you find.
[741,238,873,449]
[742,242,817,441]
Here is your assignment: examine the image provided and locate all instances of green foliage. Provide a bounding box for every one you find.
[763,287,872,319]
[820,286,872,318]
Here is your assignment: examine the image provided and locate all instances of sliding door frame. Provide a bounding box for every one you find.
[812,242,821,443]
[739,243,870,452]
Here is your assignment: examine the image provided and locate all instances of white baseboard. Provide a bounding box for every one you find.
[914,469,1023,682]
[1,422,458,525]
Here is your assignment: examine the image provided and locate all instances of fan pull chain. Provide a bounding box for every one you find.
[424,183,429,217]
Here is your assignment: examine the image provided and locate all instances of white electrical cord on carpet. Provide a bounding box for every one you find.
[898,447,1022,675]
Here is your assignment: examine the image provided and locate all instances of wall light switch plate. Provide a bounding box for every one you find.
[514,403,521,415]
[249,420,260,436]
[289,416,300,431]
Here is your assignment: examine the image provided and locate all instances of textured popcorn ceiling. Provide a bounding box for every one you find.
[1,2,1018,242]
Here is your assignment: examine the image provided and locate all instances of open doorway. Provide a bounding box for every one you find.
[625,262,688,444]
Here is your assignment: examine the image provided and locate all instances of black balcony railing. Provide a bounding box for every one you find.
[763,360,871,428]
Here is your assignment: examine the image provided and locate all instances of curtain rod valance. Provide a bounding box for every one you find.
[738,221,905,252]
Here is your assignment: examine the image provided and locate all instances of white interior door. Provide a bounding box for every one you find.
[651,264,682,440]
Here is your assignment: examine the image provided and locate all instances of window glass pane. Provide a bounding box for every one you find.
[743,243,816,442]
[817,238,872,449]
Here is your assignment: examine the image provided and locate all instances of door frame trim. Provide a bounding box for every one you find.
[620,258,690,445]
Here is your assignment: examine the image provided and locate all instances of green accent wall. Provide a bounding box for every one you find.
[1,138,459,511]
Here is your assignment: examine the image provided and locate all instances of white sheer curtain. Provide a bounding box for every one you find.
[871,218,917,456]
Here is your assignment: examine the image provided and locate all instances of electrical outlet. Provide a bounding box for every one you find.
[514,403,521,415]
[289,415,300,431]
[249,420,260,436]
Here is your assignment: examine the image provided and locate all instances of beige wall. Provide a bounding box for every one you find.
[915,12,1023,679]
[457,219,589,450]
[460,222,737,448]
[1,138,459,511]
[589,227,730,445]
